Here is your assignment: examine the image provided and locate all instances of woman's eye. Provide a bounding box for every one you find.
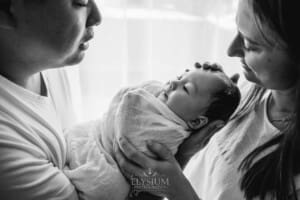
[243,44,255,51]
[243,46,253,51]
[243,40,258,52]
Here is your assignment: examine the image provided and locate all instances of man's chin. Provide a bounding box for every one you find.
[63,51,85,66]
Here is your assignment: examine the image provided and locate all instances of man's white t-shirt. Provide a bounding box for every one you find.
[0,69,78,200]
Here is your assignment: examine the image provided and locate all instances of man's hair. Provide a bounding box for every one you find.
[204,81,241,123]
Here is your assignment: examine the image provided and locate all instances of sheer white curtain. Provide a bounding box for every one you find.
[69,0,241,122]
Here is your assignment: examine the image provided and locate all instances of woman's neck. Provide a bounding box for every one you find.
[270,87,297,114]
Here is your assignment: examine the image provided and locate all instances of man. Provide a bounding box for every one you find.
[0,0,100,199]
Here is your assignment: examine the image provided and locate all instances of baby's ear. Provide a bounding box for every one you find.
[187,116,208,130]
[230,73,240,84]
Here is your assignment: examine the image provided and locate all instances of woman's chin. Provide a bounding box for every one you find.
[243,70,259,84]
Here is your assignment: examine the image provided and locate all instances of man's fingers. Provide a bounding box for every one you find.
[118,137,151,169]
[115,145,145,179]
[147,141,175,162]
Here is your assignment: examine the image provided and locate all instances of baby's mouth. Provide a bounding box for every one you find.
[158,89,168,102]
[163,90,168,100]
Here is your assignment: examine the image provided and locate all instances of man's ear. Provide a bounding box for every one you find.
[187,116,208,130]
[0,0,16,30]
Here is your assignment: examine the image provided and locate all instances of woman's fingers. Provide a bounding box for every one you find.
[194,62,202,69]
[202,62,224,72]
[211,63,224,72]
[118,137,152,169]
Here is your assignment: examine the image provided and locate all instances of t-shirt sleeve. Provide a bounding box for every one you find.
[0,133,79,200]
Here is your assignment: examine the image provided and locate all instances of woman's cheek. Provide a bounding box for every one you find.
[245,52,266,74]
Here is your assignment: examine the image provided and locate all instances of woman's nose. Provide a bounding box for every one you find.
[87,0,102,27]
[227,33,244,58]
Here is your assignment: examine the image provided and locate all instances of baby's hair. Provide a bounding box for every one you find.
[205,82,241,123]
[194,62,241,123]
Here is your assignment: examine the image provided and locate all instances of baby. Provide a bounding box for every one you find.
[64,62,241,200]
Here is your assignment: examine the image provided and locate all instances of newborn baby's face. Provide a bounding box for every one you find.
[158,67,231,121]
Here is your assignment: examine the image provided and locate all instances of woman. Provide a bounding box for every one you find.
[0,0,101,199]
[115,0,300,199]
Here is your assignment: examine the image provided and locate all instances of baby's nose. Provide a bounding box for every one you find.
[169,80,180,90]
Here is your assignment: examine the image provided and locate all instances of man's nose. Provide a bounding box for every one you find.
[87,0,102,27]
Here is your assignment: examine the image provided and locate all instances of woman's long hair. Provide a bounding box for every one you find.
[236,0,300,199]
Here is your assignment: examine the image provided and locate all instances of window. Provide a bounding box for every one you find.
[70,0,241,122]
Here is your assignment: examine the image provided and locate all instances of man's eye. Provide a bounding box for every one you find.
[74,0,88,6]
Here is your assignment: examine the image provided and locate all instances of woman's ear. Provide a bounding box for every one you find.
[0,0,16,30]
[187,116,208,130]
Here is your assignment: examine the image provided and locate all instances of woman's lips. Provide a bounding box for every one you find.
[241,60,252,72]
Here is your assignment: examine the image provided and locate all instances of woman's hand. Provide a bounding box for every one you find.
[115,137,200,200]
[176,120,225,168]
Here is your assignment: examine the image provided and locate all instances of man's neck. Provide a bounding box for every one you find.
[0,65,44,96]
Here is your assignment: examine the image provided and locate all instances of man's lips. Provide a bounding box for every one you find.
[80,28,94,50]
[79,42,89,50]
[84,28,94,42]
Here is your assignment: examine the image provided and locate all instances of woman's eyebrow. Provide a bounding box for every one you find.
[239,32,260,45]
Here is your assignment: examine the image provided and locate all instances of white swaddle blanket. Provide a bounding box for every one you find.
[64,81,190,200]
